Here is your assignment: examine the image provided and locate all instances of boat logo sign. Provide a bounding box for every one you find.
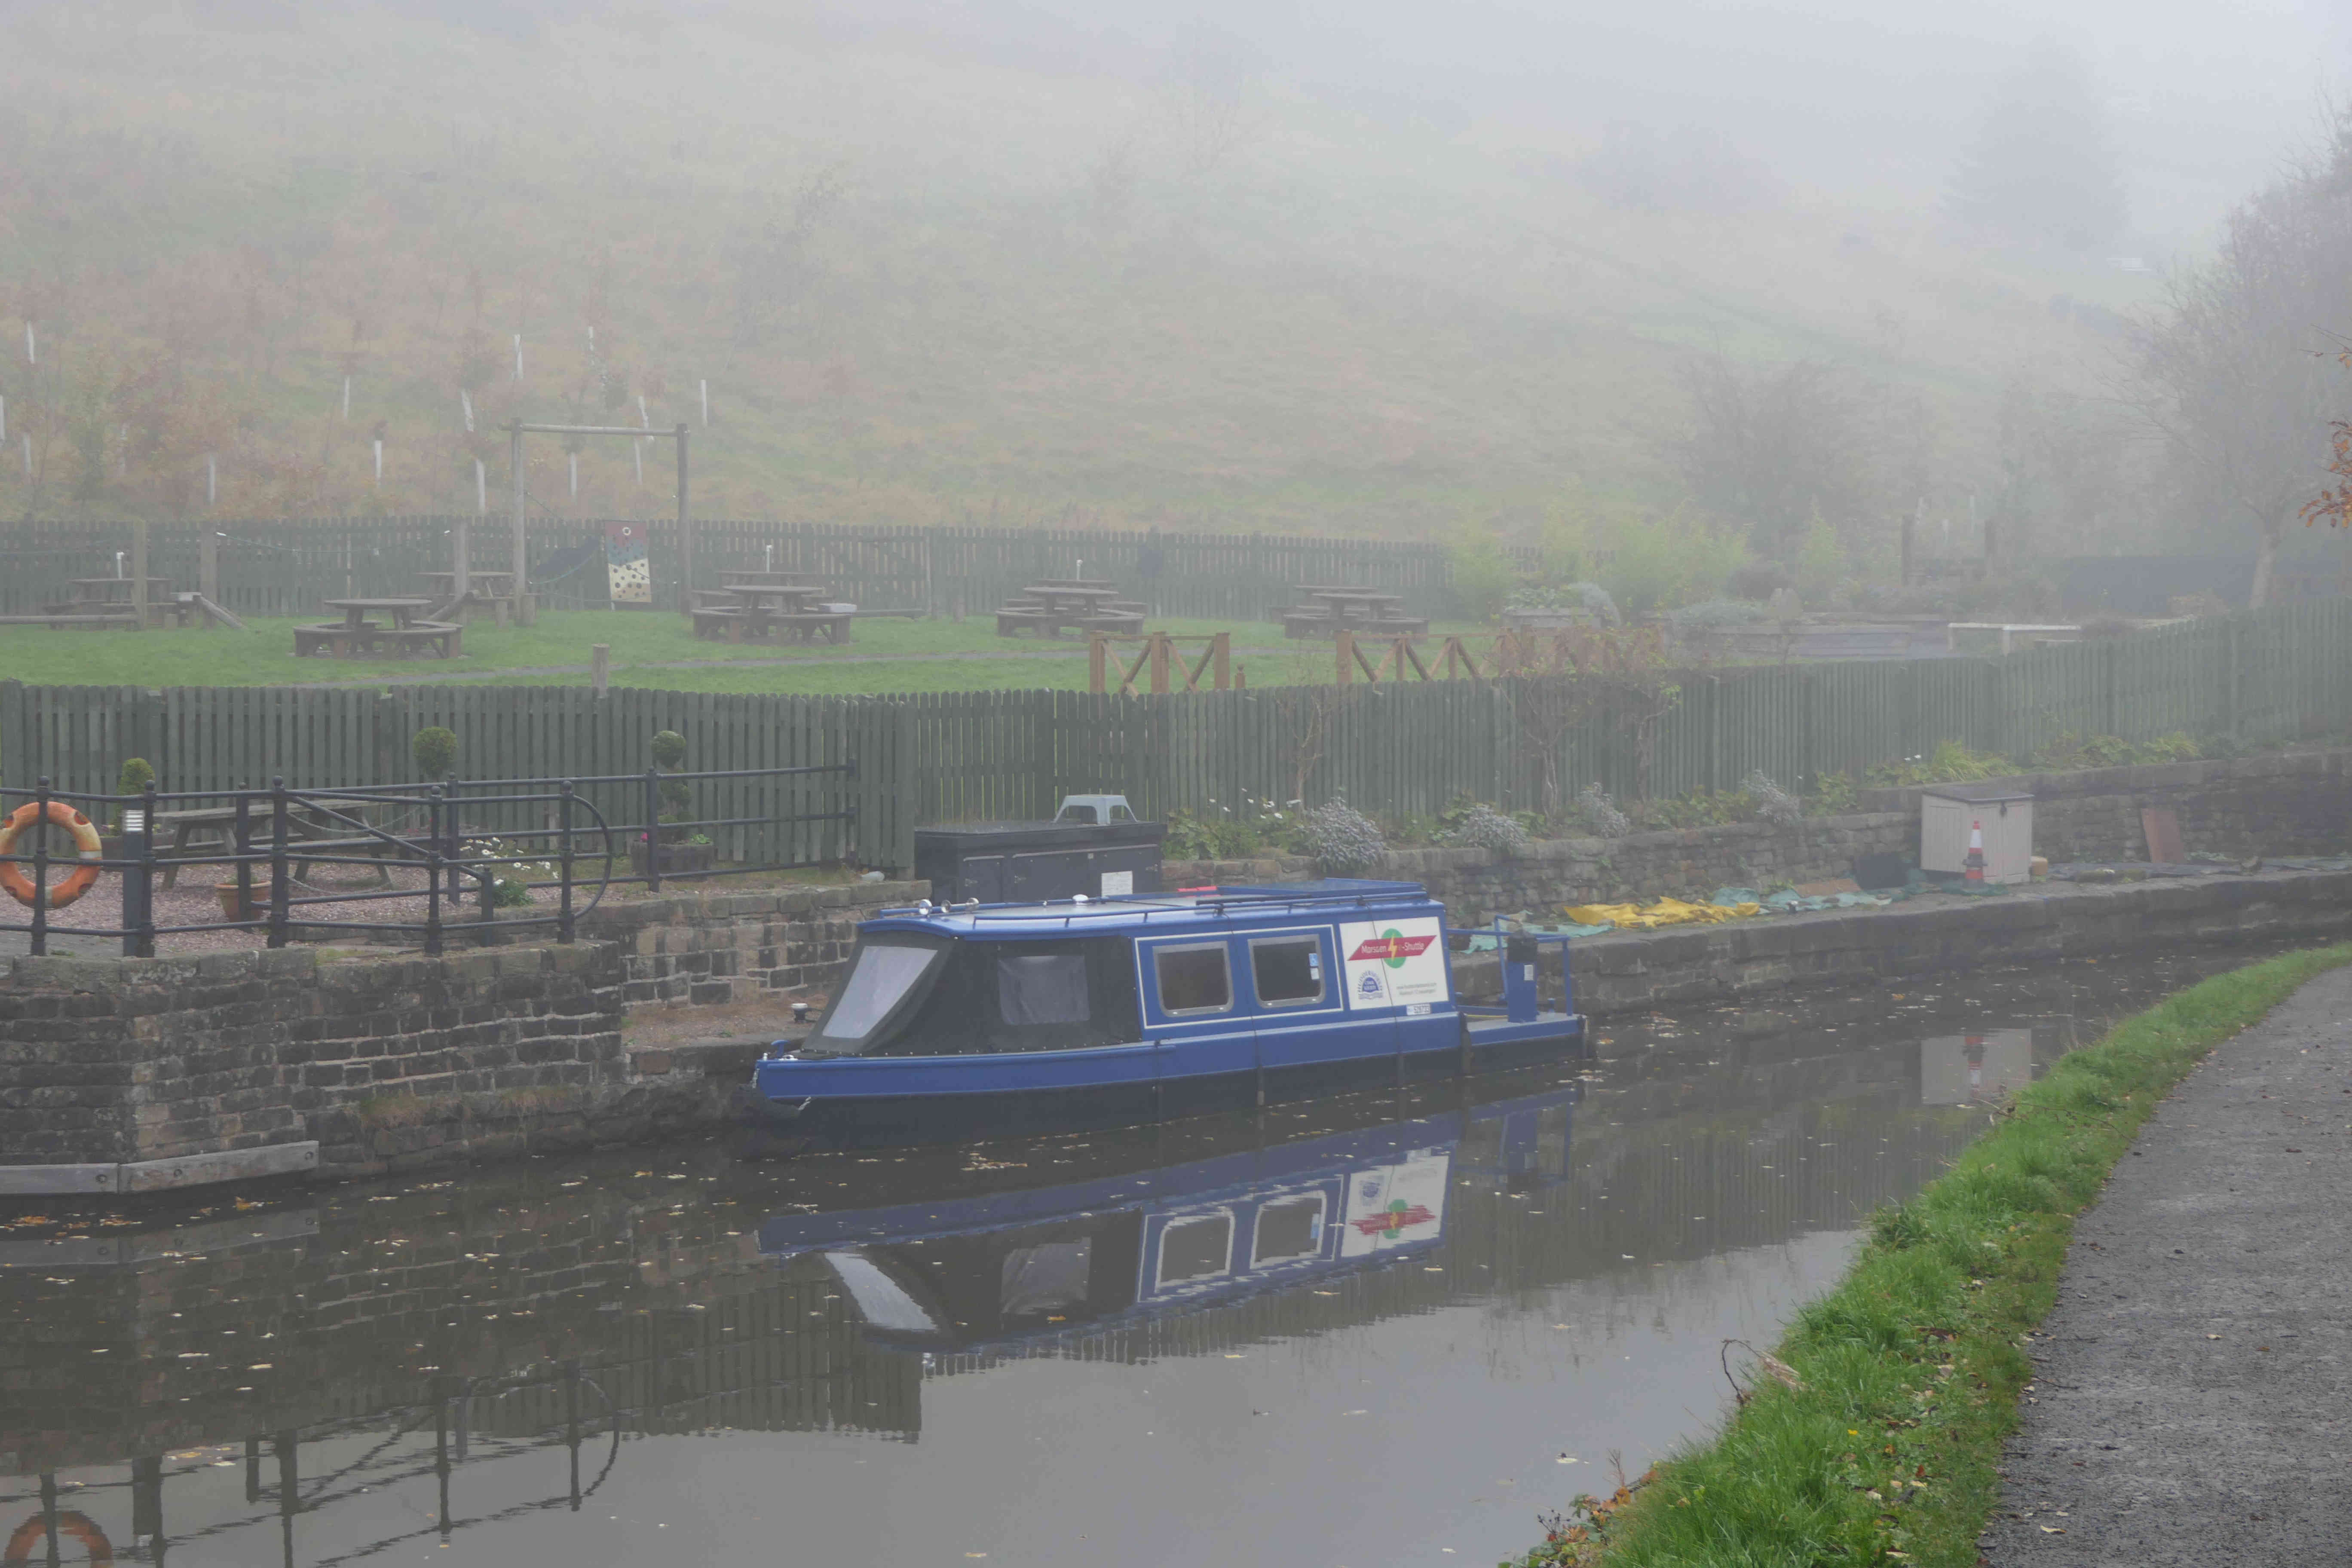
[1348,930,1435,966]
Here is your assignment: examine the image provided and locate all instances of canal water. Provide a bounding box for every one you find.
[0,949,2280,1568]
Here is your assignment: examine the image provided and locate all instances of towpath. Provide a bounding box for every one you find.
[1980,964,2352,1565]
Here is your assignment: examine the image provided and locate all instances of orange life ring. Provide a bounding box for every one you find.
[0,800,105,910]
[4,1510,113,1566]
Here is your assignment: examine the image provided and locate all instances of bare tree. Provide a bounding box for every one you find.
[1675,353,1883,560]
[2134,114,2352,606]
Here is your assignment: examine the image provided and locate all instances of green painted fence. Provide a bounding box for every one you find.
[7,603,2348,871]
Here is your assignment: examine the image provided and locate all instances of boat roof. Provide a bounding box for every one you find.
[863,878,1437,937]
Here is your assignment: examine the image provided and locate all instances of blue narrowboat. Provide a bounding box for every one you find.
[745,879,1584,1147]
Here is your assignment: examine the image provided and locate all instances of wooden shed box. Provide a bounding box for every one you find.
[1919,784,2035,884]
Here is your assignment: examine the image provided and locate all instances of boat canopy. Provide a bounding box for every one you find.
[801,934,1142,1059]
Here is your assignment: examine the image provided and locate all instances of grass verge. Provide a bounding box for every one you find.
[1510,942,2352,1568]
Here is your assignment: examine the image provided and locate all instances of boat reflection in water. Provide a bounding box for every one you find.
[763,1083,1575,1356]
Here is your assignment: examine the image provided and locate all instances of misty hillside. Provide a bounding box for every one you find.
[0,1,2158,543]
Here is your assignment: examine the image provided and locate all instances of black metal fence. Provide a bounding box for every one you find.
[0,760,856,958]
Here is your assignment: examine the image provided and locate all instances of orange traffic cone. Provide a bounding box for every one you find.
[1963,819,1987,884]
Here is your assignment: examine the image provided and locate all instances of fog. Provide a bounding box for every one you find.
[802,0,2345,242]
[0,0,2345,603]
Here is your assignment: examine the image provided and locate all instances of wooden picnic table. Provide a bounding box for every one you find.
[1281,585,1424,639]
[992,579,1145,637]
[34,577,190,628]
[296,599,462,658]
[720,570,829,588]
[151,799,405,890]
[692,583,854,644]
[66,577,176,602]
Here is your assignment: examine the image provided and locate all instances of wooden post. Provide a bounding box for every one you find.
[1088,633,1107,694]
[130,520,149,631]
[1335,627,1354,685]
[1148,632,1171,695]
[1901,505,1916,587]
[453,511,471,606]
[199,527,219,606]
[1211,631,1230,689]
[509,423,532,625]
[591,643,610,696]
[675,424,692,613]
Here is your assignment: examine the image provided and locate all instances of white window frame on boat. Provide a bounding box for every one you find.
[1148,940,1234,1017]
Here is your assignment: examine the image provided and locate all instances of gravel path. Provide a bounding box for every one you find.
[1981,963,2352,1565]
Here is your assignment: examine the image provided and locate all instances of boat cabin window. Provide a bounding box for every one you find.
[1250,934,1325,1008]
[998,953,1091,1026]
[1153,943,1232,1015]
[809,934,1141,1057]
[807,938,948,1053]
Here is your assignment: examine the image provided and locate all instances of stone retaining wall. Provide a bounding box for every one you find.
[1856,748,2352,863]
[572,878,925,1006]
[1551,869,2352,1020]
[0,941,714,1181]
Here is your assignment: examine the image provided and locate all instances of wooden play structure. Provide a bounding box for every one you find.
[1088,631,1234,694]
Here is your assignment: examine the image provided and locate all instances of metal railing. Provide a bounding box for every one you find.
[0,760,856,958]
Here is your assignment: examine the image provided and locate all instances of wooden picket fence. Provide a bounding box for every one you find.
[6,602,2347,871]
[0,516,1517,622]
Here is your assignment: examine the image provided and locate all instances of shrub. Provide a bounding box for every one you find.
[1863,740,2015,788]
[1809,770,1859,816]
[117,756,156,795]
[1665,597,1764,632]
[1509,581,1623,627]
[1573,782,1630,839]
[1442,801,1531,858]
[650,730,695,838]
[1449,531,1521,622]
[1298,796,1387,874]
[411,727,457,781]
[1743,768,1802,825]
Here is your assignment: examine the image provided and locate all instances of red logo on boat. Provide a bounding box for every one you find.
[1349,934,1435,962]
[1351,1202,1436,1237]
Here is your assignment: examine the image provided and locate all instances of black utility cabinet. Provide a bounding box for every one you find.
[914,818,1164,904]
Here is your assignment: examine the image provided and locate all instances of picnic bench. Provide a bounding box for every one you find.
[690,582,857,643]
[153,798,416,890]
[1278,584,1427,639]
[23,578,194,630]
[417,571,519,625]
[294,599,464,658]
[993,580,1148,637]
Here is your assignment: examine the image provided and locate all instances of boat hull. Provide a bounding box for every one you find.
[741,1013,1586,1151]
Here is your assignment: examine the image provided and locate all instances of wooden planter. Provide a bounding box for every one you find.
[629,840,717,878]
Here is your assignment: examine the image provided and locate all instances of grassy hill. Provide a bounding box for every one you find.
[0,2,2153,548]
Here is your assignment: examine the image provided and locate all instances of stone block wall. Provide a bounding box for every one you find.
[574,878,925,1006]
[0,943,686,1178]
[1858,749,2352,863]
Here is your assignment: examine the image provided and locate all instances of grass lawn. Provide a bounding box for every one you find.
[1511,943,2352,1568]
[0,611,1393,695]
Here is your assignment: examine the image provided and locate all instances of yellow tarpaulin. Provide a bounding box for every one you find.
[1561,897,1762,931]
